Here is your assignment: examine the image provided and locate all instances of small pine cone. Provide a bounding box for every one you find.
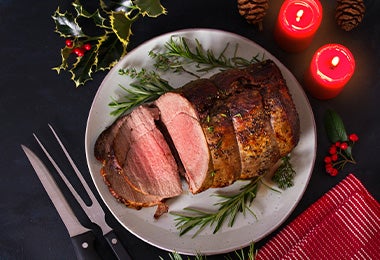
[237,0,269,31]
[336,0,365,31]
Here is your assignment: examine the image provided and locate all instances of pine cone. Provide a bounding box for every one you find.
[237,0,269,31]
[336,0,365,31]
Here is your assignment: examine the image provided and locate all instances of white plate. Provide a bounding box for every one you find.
[85,28,316,255]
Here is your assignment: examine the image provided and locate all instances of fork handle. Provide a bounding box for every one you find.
[104,230,133,260]
[71,231,101,260]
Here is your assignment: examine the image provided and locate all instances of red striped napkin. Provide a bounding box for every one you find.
[256,174,380,259]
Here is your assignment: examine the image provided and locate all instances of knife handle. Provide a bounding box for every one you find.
[71,231,101,260]
[104,230,132,260]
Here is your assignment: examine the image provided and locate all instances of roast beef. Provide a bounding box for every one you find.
[94,105,183,210]
[155,91,213,194]
[94,59,300,213]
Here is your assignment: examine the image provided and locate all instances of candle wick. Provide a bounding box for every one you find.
[296,9,304,22]
[331,56,340,67]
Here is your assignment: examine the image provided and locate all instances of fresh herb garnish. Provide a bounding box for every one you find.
[272,155,296,189]
[109,36,263,115]
[162,242,256,260]
[171,178,260,238]
[109,68,174,117]
[149,36,263,76]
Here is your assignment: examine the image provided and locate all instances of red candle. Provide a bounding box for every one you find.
[304,44,355,99]
[274,0,323,52]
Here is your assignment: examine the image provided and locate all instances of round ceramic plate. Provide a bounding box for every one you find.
[85,28,316,255]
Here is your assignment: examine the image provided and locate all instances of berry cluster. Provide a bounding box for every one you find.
[324,133,359,176]
[65,39,91,57]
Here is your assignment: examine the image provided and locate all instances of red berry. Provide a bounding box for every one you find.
[331,154,338,161]
[349,133,359,142]
[324,156,332,163]
[335,141,341,147]
[330,168,339,176]
[329,146,337,155]
[73,47,84,57]
[340,142,348,150]
[65,39,73,48]
[83,43,91,51]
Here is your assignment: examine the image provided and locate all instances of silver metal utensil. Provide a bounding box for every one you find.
[30,124,132,260]
[21,144,101,260]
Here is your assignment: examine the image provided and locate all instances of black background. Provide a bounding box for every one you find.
[1,0,379,259]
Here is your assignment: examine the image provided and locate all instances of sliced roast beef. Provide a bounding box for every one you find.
[94,59,301,213]
[154,92,213,194]
[245,60,300,156]
[206,104,242,187]
[112,105,182,197]
[101,158,165,209]
[226,89,281,179]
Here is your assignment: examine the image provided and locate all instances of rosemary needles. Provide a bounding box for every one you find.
[109,36,264,116]
[149,36,263,75]
[171,178,260,238]
[109,68,174,117]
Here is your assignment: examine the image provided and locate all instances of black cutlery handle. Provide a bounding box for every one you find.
[104,230,132,260]
[71,231,101,260]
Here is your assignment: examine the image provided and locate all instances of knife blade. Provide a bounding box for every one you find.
[21,145,101,260]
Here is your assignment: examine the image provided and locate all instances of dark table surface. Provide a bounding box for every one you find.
[1,0,379,259]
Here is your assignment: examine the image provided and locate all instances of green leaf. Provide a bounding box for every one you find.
[95,32,127,71]
[70,48,98,87]
[324,109,348,143]
[134,0,167,17]
[52,7,85,37]
[52,46,73,74]
[72,1,108,28]
[110,11,134,45]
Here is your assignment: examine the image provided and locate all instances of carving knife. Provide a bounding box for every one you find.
[21,145,101,260]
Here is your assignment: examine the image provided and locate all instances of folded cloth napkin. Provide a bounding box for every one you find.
[256,174,380,259]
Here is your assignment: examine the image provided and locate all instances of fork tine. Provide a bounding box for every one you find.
[48,124,97,205]
[33,133,88,211]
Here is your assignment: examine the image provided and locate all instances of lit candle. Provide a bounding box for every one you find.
[274,0,323,53]
[304,44,355,99]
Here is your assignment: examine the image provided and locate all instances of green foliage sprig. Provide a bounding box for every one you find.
[171,178,260,238]
[272,155,296,189]
[109,36,264,116]
[162,243,256,260]
[109,68,174,116]
[149,36,263,76]
[52,0,166,87]
[323,109,359,176]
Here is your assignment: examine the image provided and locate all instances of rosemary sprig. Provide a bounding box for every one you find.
[149,36,263,76]
[171,178,260,238]
[109,68,174,116]
[162,242,256,260]
[272,155,296,189]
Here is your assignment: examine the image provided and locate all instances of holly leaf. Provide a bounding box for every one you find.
[70,49,98,87]
[52,7,85,37]
[134,0,167,17]
[324,109,348,143]
[72,1,108,28]
[110,11,134,45]
[95,32,127,71]
[52,46,73,74]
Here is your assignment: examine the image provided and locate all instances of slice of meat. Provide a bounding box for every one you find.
[203,104,242,188]
[111,105,182,197]
[101,158,165,209]
[155,92,213,194]
[245,60,300,156]
[227,89,280,179]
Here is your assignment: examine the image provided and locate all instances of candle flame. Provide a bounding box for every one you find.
[331,56,340,67]
[296,9,304,22]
